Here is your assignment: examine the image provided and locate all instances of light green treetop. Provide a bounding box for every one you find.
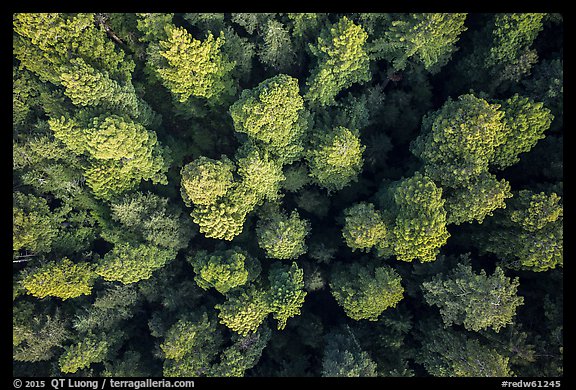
[156,25,236,104]
[510,191,563,232]
[13,13,133,85]
[487,13,545,68]
[305,16,371,107]
[48,114,168,200]
[411,94,506,188]
[256,210,311,260]
[230,74,309,164]
[21,258,97,300]
[188,247,261,294]
[13,192,59,254]
[96,243,176,285]
[180,156,236,207]
[307,126,365,192]
[390,173,450,262]
[215,284,272,336]
[492,94,554,170]
[445,173,513,225]
[236,148,285,202]
[330,262,404,321]
[161,312,222,377]
[342,202,389,253]
[59,336,109,374]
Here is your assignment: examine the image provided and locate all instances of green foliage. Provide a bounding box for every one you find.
[230,74,309,164]
[13,192,59,254]
[422,258,524,332]
[72,284,140,333]
[342,202,389,253]
[13,303,70,362]
[478,190,563,272]
[209,326,272,377]
[13,13,133,85]
[417,323,513,377]
[486,13,545,81]
[110,192,193,251]
[96,243,176,284]
[180,156,236,207]
[59,337,109,374]
[237,148,285,202]
[188,247,261,294]
[215,285,271,336]
[411,94,506,188]
[156,26,236,104]
[190,197,253,241]
[445,173,512,225]
[389,173,450,262]
[492,94,554,169]
[307,126,365,192]
[267,262,307,330]
[256,210,311,260]
[22,258,96,300]
[49,114,168,200]
[371,13,467,73]
[281,164,311,192]
[510,191,562,232]
[322,326,378,377]
[136,13,173,42]
[231,13,276,35]
[258,20,296,73]
[305,17,371,107]
[11,12,564,378]
[161,313,222,376]
[330,262,404,321]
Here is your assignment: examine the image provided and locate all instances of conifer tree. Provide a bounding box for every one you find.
[387,173,450,262]
[155,25,236,105]
[215,285,271,336]
[370,13,467,73]
[305,17,371,107]
[188,248,261,295]
[306,126,365,192]
[422,257,524,332]
[21,258,97,300]
[256,210,311,260]
[342,202,389,253]
[330,262,404,321]
[59,337,109,374]
[322,326,378,377]
[230,74,309,165]
[96,243,176,285]
[267,262,307,330]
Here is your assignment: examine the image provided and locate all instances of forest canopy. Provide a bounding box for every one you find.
[12,12,563,378]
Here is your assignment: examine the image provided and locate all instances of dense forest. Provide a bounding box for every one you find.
[12,13,563,378]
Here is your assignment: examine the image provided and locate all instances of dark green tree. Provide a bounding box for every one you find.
[422,257,524,332]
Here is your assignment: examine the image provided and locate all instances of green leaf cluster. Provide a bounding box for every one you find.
[307,126,365,192]
[21,258,96,300]
[330,262,404,321]
[305,17,371,107]
[256,210,311,260]
[422,259,524,332]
